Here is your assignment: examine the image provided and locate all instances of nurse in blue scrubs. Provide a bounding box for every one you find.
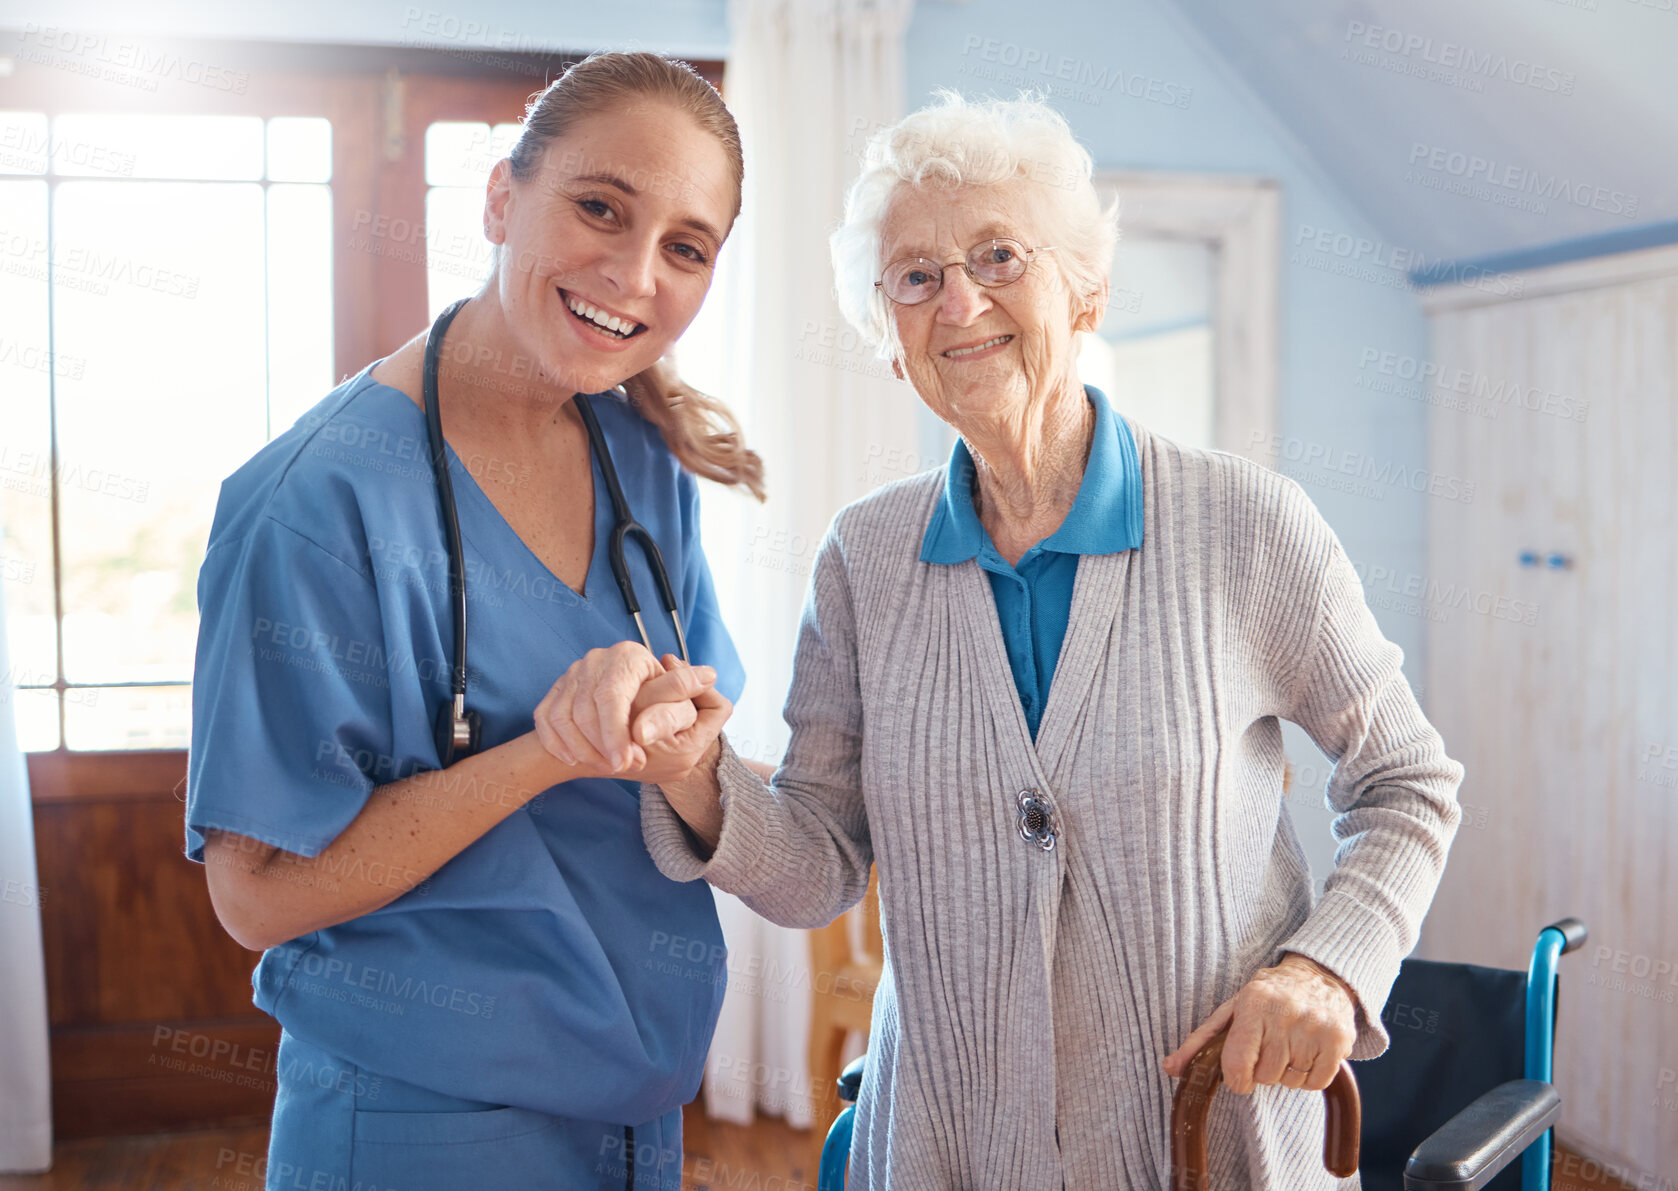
[186,53,763,1191]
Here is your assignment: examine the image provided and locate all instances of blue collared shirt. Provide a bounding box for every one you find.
[920,385,1144,738]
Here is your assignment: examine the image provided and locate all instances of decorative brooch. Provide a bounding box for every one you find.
[1016,788,1057,852]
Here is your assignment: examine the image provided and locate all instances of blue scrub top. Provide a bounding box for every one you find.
[186,364,744,1127]
[920,385,1144,737]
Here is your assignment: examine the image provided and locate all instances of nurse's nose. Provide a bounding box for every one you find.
[600,233,660,301]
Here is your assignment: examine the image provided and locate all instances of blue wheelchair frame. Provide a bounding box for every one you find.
[817,919,1585,1191]
[1518,920,1574,1191]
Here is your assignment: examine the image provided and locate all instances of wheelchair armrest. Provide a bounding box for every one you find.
[1403,1079,1561,1191]
[837,1054,866,1104]
[1542,917,1588,955]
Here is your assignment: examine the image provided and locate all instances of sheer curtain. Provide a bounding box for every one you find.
[675,0,918,1128]
[0,559,52,1172]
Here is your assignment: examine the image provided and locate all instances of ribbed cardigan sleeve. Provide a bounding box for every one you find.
[640,525,874,929]
[1271,491,1466,1061]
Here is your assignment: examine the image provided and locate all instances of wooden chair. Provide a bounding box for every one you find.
[807,869,882,1174]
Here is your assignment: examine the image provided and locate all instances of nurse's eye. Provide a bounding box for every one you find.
[669,241,710,267]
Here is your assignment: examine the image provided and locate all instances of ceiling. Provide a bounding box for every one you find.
[1168,0,1677,264]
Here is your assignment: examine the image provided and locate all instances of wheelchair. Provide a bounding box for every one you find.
[817,918,1586,1191]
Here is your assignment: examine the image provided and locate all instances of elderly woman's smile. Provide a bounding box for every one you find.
[940,333,1013,359]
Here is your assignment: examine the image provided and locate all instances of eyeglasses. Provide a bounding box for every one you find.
[875,238,1057,306]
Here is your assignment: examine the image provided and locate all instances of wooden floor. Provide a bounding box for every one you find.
[0,1115,1642,1190]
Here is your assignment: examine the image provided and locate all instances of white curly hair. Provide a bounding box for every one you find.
[830,90,1121,360]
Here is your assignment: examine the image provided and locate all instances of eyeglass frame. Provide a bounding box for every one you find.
[873,238,1059,306]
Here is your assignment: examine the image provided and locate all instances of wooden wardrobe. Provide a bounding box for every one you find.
[1421,244,1678,1183]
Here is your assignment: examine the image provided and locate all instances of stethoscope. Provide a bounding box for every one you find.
[422,297,689,765]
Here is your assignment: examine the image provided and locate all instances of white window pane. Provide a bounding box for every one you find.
[425,186,494,319]
[1085,236,1217,450]
[54,114,262,180]
[53,180,267,686]
[6,687,59,752]
[1081,326,1215,449]
[64,685,190,750]
[267,183,334,434]
[0,112,48,175]
[0,180,56,690]
[425,120,515,188]
[267,116,331,183]
[1104,238,1213,339]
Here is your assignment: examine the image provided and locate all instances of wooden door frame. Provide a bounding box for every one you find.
[1091,171,1281,460]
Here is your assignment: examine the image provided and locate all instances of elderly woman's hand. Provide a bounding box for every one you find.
[534,642,730,785]
[1161,953,1357,1094]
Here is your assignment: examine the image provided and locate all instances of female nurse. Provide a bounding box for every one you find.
[186,52,759,1191]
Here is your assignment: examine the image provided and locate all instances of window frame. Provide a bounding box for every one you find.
[1,38,721,789]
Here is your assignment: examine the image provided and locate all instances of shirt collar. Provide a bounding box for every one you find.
[920,384,1145,566]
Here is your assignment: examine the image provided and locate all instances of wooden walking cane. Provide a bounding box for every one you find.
[1169,1028,1362,1190]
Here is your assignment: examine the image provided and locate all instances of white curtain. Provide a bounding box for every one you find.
[687,0,918,1128]
[0,565,52,1171]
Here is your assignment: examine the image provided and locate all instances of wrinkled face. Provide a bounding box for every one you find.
[484,99,736,396]
[878,178,1103,429]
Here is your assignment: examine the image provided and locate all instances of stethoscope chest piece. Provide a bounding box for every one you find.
[435,693,482,768]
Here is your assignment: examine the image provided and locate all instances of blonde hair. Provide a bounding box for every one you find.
[831,91,1120,361]
[509,52,765,500]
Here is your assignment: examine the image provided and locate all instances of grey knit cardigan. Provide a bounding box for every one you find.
[643,420,1464,1190]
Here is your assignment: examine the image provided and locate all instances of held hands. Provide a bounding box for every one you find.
[1161,953,1357,1094]
[533,641,732,785]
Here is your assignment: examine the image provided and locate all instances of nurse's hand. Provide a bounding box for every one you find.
[534,643,725,782]
[632,656,733,783]
[1160,953,1357,1094]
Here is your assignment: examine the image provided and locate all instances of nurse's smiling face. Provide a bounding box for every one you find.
[483,99,736,396]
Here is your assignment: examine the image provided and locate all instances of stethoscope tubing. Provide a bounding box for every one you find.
[420,298,691,757]
[571,390,690,664]
[423,299,473,718]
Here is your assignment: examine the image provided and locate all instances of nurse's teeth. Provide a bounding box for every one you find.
[564,293,640,338]
[945,335,1011,357]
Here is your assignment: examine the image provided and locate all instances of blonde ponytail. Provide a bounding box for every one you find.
[622,361,765,501]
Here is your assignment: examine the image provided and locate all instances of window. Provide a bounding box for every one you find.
[1078,236,1217,448]
[0,43,722,756]
[0,111,334,750]
[423,119,519,316]
[1085,172,1280,456]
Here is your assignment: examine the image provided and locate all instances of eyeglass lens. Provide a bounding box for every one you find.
[882,239,1029,304]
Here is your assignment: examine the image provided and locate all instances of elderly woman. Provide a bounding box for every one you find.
[541,93,1463,1189]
